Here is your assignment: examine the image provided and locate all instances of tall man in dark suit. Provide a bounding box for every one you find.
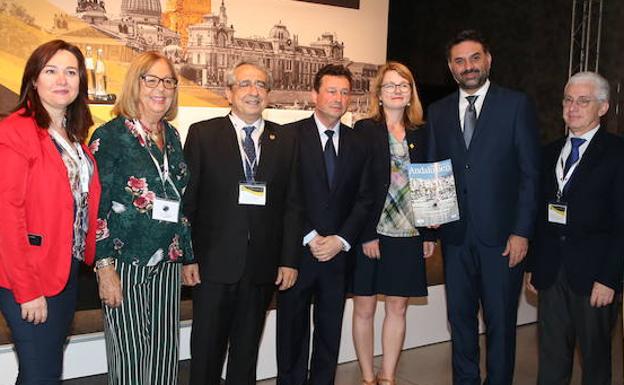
[526,72,624,385]
[277,65,373,385]
[182,61,302,385]
[425,30,540,385]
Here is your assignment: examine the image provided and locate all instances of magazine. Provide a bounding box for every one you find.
[408,159,460,226]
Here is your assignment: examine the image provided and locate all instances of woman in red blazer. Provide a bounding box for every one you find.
[0,40,100,385]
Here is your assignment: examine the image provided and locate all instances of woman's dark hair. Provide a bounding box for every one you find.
[14,39,93,142]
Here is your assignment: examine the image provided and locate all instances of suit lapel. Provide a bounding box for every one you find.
[222,117,246,181]
[255,122,278,181]
[39,128,70,182]
[446,92,468,156]
[332,124,351,193]
[406,129,421,163]
[303,117,329,188]
[468,84,497,150]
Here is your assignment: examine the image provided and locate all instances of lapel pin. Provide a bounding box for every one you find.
[269,134,276,140]
[409,143,415,149]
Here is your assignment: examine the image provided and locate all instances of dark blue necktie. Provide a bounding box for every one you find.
[242,126,256,181]
[324,130,337,188]
[463,95,478,148]
[563,137,586,176]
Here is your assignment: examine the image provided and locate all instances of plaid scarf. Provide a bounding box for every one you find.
[376,134,418,237]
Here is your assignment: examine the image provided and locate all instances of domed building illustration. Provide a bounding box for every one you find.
[76,0,180,52]
[184,0,375,104]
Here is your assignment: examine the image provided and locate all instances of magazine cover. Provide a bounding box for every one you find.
[408,159,460,226]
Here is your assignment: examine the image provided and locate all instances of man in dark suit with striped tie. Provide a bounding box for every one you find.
[276,64,373,385]
[183,61,303,385]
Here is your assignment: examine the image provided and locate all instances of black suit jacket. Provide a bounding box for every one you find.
[290,116,373,253]
[183,116,303,284]
[426,83,540,246]
[353,118,434,243]
[528,128,624,294]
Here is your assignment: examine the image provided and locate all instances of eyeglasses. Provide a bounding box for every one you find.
[234,80,269,91]
[562,96,598,108]
[141,74,178,89]
[381,82,411,93]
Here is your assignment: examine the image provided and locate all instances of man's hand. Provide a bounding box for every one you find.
[182,263,201,286]
[308,235,325,254]
[362,239,380,259]
[502,234,528,268]
[525,272,537,295]
[590,282,615,307]
[20,296,47,324]
[312,235,343,262]
[275,267,298,290]
[97,266,123,308]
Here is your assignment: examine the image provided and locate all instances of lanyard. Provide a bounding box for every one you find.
[49,129,90,193]
[133,120,181,200]
[241,142,258,182]
[556,150,581,200]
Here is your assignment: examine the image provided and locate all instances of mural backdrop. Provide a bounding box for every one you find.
[0,0,388,124]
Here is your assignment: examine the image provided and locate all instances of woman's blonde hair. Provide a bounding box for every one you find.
[368,61,424,129]
[113,51,179,121]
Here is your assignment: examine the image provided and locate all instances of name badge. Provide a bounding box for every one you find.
[239,182,267,206]
[152,197,180,223]
[548,202,567,224]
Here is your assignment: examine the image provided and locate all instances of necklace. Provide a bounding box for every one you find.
[140,120,163,143]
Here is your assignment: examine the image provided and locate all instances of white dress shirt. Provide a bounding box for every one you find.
[229,112,264,177]
[555,124,600,193]
[458,79,491,131]
[314,113,340,155]
[303,113,350,251]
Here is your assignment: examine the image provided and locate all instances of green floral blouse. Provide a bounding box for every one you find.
[89,116,194,265]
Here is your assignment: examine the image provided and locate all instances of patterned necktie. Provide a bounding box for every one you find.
[324,130,337,188]
[563,137,586,176]
[242,126,256,181]
[463,95,478,148]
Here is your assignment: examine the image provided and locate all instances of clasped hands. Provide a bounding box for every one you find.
[308,235,343,262]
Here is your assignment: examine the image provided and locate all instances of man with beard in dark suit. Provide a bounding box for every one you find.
[425,30,540,385]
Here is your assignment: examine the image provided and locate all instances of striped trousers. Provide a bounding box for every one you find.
[103,261,182,385]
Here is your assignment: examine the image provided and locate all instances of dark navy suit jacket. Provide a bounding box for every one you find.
[426,83,541,246]
[528,128,624,295]
[293,116,373,254]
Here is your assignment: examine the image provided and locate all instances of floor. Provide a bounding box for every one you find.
[63,322,623,385]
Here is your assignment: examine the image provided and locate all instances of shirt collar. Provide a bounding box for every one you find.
[568,124,600,142]
[229,111,263,131]
[313,113,341,136]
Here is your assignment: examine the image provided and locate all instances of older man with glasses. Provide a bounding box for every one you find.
[526,71,624,385]
[182,60,303,385]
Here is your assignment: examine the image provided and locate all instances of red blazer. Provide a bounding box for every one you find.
[0,110,101,304]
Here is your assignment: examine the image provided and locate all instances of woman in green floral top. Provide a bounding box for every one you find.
[89,51,196,385]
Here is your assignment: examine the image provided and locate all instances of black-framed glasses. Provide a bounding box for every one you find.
[141,74,178,89]
[381,82,411,93]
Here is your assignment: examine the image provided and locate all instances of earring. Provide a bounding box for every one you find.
[407,102,411,106]
[379,101,382,106]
